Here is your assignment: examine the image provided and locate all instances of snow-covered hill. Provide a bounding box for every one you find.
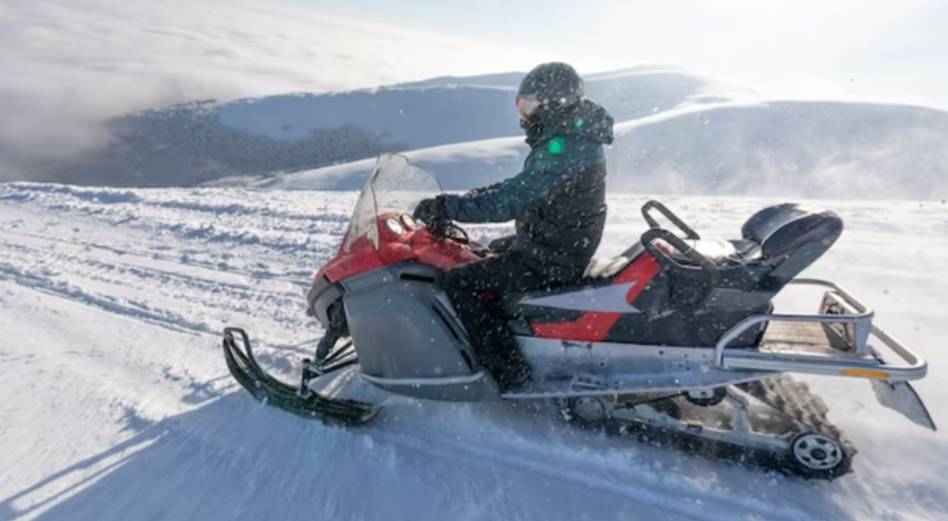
[42,66,746,187]
[32,66,948,198]
[214,65,750,147]
[1,183,946,520]
[261,99,948,199]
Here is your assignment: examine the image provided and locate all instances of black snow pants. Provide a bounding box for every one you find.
[443,250,583,390]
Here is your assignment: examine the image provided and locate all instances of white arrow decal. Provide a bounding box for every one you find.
[521,282,641,313]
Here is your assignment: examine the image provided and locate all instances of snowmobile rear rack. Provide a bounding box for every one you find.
[714,279,928,382]
[714,278,935,431]
[222,327,377,424]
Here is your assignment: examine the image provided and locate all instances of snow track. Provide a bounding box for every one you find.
[1,183,946,521]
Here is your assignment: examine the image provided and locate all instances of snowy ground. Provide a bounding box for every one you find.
[0,183,946,521]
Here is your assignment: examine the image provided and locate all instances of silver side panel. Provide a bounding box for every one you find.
[341,264,499,401]
[361,371,498,402]
[515,336,769,398]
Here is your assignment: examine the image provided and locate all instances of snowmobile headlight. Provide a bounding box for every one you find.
[385,217,405,235]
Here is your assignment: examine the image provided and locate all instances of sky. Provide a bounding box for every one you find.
[0,0,534,178]
[1,0,946,178]
[308,0,948,109]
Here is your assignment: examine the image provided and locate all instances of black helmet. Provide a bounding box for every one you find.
[517,62,583,108]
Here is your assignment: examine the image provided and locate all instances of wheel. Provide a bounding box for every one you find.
[559,396,613,429]
[685,386,727,407]
[787,432,851,479]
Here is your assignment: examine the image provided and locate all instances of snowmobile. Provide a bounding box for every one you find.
[223,153,935,480]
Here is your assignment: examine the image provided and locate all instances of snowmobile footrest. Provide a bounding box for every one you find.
[222,327,377,424]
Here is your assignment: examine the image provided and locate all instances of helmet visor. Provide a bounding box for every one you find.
[516,94,541,119]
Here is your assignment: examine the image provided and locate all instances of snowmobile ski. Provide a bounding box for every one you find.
[222,327,377,425]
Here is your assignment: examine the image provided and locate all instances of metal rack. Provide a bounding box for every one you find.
[715,279,928,381]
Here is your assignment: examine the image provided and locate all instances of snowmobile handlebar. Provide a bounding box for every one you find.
[642,200,701,240]
[423,217,470,245]
[422,216,449,238]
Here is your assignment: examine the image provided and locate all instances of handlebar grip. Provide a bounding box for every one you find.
[424,217,449,241]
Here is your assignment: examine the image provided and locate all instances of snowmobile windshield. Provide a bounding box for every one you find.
[343,154,443,251]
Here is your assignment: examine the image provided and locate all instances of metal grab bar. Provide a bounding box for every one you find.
[641,228,720,283]
[714,312,870,365]
[790,278,872,314]
[641,200,701,240]
[870,323,928,379]
[712,278,928,382]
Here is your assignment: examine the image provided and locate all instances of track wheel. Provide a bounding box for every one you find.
[559,396,614,429]
[685,386,727,406]
[788,432,851,479]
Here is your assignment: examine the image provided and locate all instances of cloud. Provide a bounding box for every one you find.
[0,0,538,180]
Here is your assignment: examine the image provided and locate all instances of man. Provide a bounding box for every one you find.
[413,62,614,389]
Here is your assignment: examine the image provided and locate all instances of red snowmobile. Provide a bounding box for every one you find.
[224,154,935,480]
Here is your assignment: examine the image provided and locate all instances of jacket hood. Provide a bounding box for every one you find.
[523,99,614,148]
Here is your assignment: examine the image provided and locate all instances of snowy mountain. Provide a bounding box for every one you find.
[1,183,946,520]
[39,66,745,187]
[32,66,948,198]
[213,65,750,148]
[264,99,948,199]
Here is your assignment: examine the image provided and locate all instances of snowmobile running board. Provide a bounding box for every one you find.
[222,327,378,425]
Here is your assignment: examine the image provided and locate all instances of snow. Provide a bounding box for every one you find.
[1,183,946,520]
[16,61,948,198]
[208,67,948,199]
[261,99,948,199]
[213,65,751,146]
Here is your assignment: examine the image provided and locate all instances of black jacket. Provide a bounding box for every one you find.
[442,100,614,274]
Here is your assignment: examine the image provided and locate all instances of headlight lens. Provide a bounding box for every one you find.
[385,217,405,235]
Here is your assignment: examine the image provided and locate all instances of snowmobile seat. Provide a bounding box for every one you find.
[670,238,762,265]
[582,243,645,280]
[743,204,843,287]
[502,202,843,348]
[662,204,842,280]
[567,203,841,295]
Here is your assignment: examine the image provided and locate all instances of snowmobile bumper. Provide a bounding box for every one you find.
[222,327,377,424]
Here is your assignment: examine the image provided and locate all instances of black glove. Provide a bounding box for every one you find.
[413,196,447,223]
[487,235,516,253]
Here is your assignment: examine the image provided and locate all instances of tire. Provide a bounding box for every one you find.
[787,432,852,480]
[685,386,727,407]
[559,396,613,429]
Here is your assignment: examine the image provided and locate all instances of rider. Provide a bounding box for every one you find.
[413,62,614,389]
